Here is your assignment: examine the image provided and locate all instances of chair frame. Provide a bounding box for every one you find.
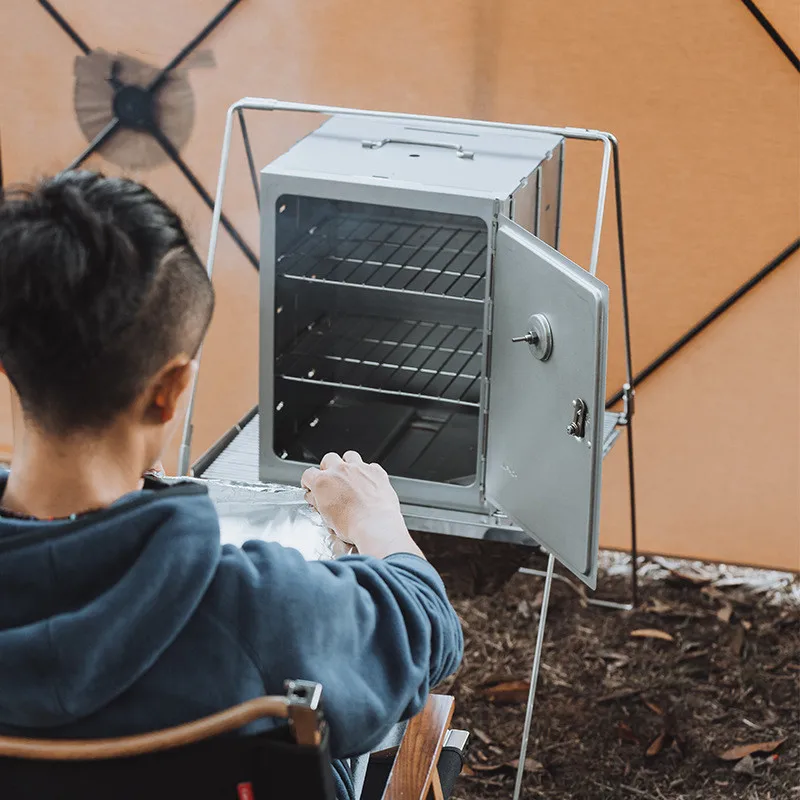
[0,684,464,800]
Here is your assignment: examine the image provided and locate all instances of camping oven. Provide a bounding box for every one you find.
[191,108,624,589]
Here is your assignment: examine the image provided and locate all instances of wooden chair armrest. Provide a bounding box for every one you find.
[0,696,291,761]
[382,695,454,800]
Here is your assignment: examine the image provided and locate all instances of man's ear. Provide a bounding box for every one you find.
[147,358,195,425]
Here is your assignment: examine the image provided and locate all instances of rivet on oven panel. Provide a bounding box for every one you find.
[308,369,316,378]
[309,418,319,428]
[276,401,284,412]
[308,226,317,235]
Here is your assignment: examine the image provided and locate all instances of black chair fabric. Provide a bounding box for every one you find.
[0,726,336,800]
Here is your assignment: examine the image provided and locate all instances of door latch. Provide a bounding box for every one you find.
[566,398,587,439]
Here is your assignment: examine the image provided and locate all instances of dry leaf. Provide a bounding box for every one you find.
[646,598,674,614]
[668,568,713,586]
[472,728,493,746]
[716,603,734,624]
[469,761,505,774]
[631,629,675,642]
[741,620,753,631]
[597,688,641,704]
[646,732,666,757]
[617,721,640,744]
[729,626,745,657]
[508,757,545,773]
[461,762,475,777]
[719,738,787,761]
[643,699,665,716]
[478,680,530,705]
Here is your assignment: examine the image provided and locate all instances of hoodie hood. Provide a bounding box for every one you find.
[0,470,220,729]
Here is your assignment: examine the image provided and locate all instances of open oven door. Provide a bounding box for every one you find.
[485,215,609,588]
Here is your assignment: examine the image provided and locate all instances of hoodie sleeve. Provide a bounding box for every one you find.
[213,542,463,759]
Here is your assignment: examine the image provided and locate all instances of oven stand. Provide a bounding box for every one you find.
[513,553,555,800]
[179,98,640,611]
[181,99,641,780]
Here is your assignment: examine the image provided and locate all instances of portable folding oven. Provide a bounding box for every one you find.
[181,99,635,800]
[185,103,635,591]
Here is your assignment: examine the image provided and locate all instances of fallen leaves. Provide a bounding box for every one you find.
[630,628,675,642]
[616,721,640,745]
[596,688,641,704]
[509,757,545,773]
[646,732,666,757]
[468,757,544,775]
[716,603,734,624]
[718,738,787,761]
[478,679,530,705]
[729,626,745,658]
[642,699,664,716]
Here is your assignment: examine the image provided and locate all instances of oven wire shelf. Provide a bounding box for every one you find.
[277,315,483,408]
[277,215,488,301]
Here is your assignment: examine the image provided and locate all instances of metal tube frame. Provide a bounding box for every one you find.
[179,96,640,602]
[178,102,641,761]
[513,553,555,800]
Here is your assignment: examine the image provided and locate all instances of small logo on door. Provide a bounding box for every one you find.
[502,463,518,479]
[237,783,255,800]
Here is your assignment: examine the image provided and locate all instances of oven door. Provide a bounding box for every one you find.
[485,215,608,587]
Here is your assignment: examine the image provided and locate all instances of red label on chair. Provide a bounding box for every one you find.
[237,782,255,800]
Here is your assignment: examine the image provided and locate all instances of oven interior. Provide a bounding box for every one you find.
[272,195,489,485]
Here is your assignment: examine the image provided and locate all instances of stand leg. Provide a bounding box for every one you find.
[512,552,555,800]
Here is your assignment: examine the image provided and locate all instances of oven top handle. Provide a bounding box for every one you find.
[361,137,475,159]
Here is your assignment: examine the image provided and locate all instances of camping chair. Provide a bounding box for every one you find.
[0,680,468,800]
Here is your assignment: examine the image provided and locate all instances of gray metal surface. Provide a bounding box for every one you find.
[198,409,620,552]
[485,216,608,587]
[266,116,563,199]
[200,412,622,484]
[258,177,495,514]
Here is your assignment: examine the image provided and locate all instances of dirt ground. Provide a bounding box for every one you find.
[414,534,800,800]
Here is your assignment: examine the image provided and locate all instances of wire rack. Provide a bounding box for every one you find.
[277,315,483,407]
[277,215,488,301]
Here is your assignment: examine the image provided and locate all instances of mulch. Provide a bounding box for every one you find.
[413,534,800,800]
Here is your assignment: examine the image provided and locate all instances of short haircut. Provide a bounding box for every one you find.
[0,171,214,432]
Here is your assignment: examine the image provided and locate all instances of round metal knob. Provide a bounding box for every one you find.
[511,314,553,361]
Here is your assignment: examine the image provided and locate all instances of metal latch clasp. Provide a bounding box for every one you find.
[566,399,587,439]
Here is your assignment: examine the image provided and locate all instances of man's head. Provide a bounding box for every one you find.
[0,171,214,463]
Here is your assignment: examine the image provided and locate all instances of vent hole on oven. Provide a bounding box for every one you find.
[408,153,420,158]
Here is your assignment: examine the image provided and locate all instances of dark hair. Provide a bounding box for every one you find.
[0,171,214,432]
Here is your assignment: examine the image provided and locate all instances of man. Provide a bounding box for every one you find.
[0,171,463,799]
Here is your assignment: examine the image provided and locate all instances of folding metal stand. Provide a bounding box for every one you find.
[180,98,638,799]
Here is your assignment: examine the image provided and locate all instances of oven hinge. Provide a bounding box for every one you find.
[478,209,501,504]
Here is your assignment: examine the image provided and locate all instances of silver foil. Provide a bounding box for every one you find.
[162,477,349,561]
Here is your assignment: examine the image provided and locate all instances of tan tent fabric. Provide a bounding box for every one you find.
[0,0,797,569]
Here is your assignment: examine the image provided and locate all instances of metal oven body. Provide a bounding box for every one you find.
[192,107,621,589]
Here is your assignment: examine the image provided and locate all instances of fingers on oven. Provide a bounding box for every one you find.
[320,452,344,470]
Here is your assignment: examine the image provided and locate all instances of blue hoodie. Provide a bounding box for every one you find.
[0,470,463,799]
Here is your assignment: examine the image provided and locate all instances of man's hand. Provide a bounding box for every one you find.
[302,451,424,560]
